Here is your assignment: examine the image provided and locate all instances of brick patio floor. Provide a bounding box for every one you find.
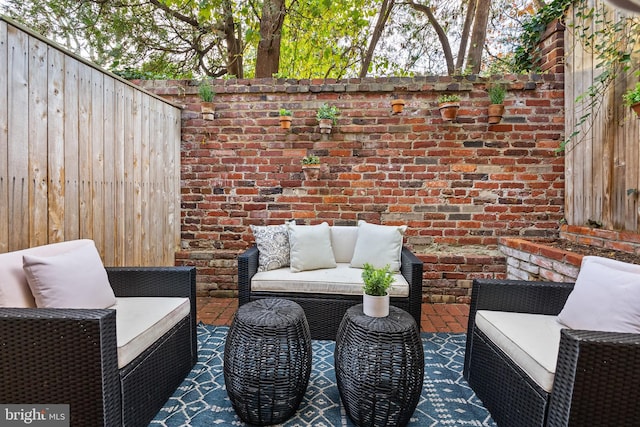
[196,297,469,333]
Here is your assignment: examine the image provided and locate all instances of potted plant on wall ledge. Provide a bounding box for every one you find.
[623,82,640,117]
[199,80,215,120]
[361,263,395,317]
[437,94,460,121]
[279,108,293,129]
[487,84,506,124]
[317,103,340,134]
[301,155,321,180]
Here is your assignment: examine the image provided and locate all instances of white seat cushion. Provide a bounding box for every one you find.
[251,263,409,297]
[112,297,190,368]
[475,310,564,392]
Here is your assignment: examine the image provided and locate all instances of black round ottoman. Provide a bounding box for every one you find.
[335,304,424,427]
[223,298,312,425]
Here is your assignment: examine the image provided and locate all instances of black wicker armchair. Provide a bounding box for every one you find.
[238,246,423,340]
[463,278,640,427]
[0,266,197,427]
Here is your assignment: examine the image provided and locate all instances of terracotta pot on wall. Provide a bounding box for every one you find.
[318,119,333,134]
[438,102,460,121]
[279,116,292,129]
[488,104,505,124]
[632,102,640,118]
[201,102,215,120]
[302,164,321,180]
[391,99,405,114]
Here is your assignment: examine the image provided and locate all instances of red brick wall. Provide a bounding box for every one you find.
[137,72,565,303]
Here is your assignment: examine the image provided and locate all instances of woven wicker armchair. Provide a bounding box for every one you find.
[238,246,423,340]
[463,278,640,427]
[0,267,197,427]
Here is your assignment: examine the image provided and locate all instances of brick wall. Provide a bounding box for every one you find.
[137,73,565,303]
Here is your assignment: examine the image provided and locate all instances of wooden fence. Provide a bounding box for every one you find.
[564,1,640,233]
[0,17,182,266]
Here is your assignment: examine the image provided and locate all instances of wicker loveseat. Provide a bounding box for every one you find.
[238,223,423,340]
[463,275,640,427]
[0,240,197,427]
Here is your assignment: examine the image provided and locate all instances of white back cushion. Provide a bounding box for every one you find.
[0,239,94,308]
[288,222,337,272]
[23,241,116,309]
[558,256,640,333]
[330,226,359,263]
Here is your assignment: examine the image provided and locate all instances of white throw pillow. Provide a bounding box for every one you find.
[288,222,337,272]
[250,224,290,271]
[350,220,407,272]
[23,241,116,308]
[557,256,640,333]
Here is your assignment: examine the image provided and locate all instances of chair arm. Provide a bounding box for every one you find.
[400,246,423,326]
[548,329,640,425]
[0,308,121,426]
[237,246,259,306]
[464,278,574,380]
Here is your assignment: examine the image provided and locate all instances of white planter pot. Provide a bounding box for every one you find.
[363,293,390,317]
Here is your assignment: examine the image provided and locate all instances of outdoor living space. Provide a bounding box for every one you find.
[2,0,640,426]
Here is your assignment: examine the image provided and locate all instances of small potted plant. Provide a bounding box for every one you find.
[362,263,395,317]
[316,103,340,134]
[301,155,321,180]
[391,98,406,114]
[623,82,640,117]
[487,84,506,124]
[198,80,215,120]
[279,108,293,129]
[437,94,460,121]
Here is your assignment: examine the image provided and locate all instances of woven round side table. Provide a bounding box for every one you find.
[335,304,424,427]
[223,298,312,426]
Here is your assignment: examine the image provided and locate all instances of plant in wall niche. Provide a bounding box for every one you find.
[301,155,321,180]
[316,103,340,134]
[437,94,460,121]
[279,108,293,129]
[362,263,395,317]
[198,80,215,120]
[623,82,640,117]
[487,84,506,124]
[391,98,406,114]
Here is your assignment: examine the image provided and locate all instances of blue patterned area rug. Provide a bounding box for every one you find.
[150,324,496,426]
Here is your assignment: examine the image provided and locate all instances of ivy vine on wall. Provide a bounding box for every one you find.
[514,0,640,152]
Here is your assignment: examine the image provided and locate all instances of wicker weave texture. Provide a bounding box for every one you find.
[224,298,312,426]
[335,305,424,427]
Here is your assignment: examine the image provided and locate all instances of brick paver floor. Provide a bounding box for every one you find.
[197,297,469,333]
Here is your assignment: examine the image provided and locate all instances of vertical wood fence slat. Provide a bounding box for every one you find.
[0,23,8,253]
[63,55,79,241]
[0,19,181,266]
[47,45,64,242]
[28,35,48,247]
[7,24,29,250]
[565,2,640,233]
